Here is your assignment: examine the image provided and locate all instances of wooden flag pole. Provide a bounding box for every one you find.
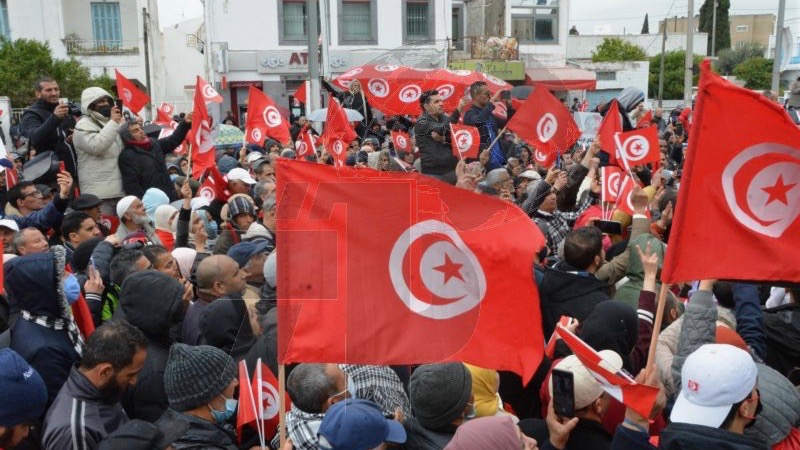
[278,363,286,447]
[646,283,669,377]
[485,125,508,156]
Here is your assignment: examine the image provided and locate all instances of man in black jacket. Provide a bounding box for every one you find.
[20,77,80,180]
[414,90,465,184]
[118,114,192,201]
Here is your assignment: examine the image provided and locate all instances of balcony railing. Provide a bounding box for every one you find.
[64,39,139,56]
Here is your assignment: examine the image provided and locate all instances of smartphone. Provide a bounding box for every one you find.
[500,90,511,100]
[552,369,575,418]
[114,98,124,110]
[594,220,623,235]
[555,153,563,170]
[59,161,66,172]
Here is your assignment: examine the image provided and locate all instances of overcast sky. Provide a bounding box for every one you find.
[157,0,793,35]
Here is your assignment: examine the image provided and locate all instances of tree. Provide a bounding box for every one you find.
[715,41,766,75]
[0,38,111,108]
[698,0,731,55]
[732,57,773,89]
[591,37,647,62]
[649,50,704,100]
[641,14,650,34]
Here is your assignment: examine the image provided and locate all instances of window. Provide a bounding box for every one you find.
[0,1,9,40]
[91,2,122,46]
[279,1,321,44]
[595,71,616,81]
[511,0,559,45]
[736,25,749,32]
[338,0,376,44]
[404,1,433,43]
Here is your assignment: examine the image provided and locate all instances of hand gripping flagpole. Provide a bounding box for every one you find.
[485,125,508,157]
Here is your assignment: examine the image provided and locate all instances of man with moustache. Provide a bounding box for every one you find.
[42,320,148,450]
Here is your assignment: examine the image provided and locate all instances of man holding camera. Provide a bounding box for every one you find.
[20,77,80,181]
[414,90,466,185]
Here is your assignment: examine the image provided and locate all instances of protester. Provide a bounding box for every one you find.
[463,81,515,170]
[60,211,102,263]
[182,255,246,345]
[445,416,538,450]
[115,195,161,244]
[317,399,407,450]
[0,349,48,450]
[414,90,461,184]
[213,195,257,255]
[6,173,72,233]
[71,193,110,236]
[322,78,372,136]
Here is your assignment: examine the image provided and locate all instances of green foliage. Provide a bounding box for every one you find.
[649,50,704,100]
[715,42,766,75]
[0,38,103,107]
[591,37,647,62]
[641,14,650,34]
[732,57,773,89]
[699,0,731,55]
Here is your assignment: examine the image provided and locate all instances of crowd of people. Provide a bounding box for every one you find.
[0,72,796,450]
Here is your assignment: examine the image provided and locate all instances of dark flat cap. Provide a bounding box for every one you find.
[72,194,102,210]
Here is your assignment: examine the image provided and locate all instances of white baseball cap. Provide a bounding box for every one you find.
[671,344,758,428]
[0,219,19,232]
[190,197,210,211]
[246,152,266,164]
[519,169,542,181]
[227,167,257,185]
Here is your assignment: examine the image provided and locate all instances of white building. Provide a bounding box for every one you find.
[566,33,710,60]
[153,17,205,114]
[0,0,160,106]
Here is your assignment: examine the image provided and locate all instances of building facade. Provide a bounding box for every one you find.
[657,14,776,52]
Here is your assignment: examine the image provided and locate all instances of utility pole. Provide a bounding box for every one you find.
[319,0,331,80]
[142,7,151,120]
[658,23,667,107]
[684,0,695,107]
[771,0,786,92]
[307,0,321,116]
[711,0,718,57]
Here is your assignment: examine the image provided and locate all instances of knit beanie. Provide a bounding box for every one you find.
[164,343,236,412]
[409,363,472,430]
[0,349,47,426]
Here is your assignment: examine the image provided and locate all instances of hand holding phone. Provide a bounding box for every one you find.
[59,161,66,173]
[552,369,575,418]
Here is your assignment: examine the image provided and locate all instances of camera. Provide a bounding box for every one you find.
[67,101,82,117]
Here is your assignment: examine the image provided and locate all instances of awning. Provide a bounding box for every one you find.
[524,67,597,91]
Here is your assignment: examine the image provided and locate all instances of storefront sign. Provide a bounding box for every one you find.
[448,60,525,81]
[257,51,350,74]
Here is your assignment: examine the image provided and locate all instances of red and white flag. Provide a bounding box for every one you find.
[114,70,150,114]
[614,126,660,169]
[295,125,317,160]
[597,100,623,165]
[601,166,625,204]
[155,103,175,125]
[190,77,216,178]
[317,96,357,166]
[636,110,653,129]
[252,359,290,443]
[197,165,230,203]
[506,86,580,156]
[556,323,659,419]
[276,159,546,382]
[391,131,413,153]
[197,76,223,103]
[532,147,556,169]
[245,86,291,146]
[662,61,800,283]
[449,123,480,159]
[613,175,642,216]
[236,361,258,444]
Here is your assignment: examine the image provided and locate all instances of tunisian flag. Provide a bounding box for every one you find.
[391,131,413,153]
[155,103,175,126]
[601,166,624,204]
[276,159,546,382]
[197,165,230,203]
[597,100,622,165]
[450,123,480,159]
[114,70,150,114]
[636,110,653,128]
[662,60,800,283]
[245,86,292,146]
[318,95,357,166]
[556,323,659,419]
[294,125,317,160]
[506,86,580,156]
[614,126,660,168]
[190,77,216,178]
[613,175,642,216]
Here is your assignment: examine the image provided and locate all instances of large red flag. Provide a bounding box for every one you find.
[114,70,150,114]
[190,77,216,178]
[662,61,800,283]
[155,103,175,126]
[391,131,413,153]
[614,126,660,168]
[245,86,291,146]
[597,100,622,165]
[532,146,556,169]
[197,76,224,103]
[253,359,290,442]
[276,159,546,382]
[318,96,357,166]
[449,123,480,159]
[556,323,659,420]
[601,166,624,204]
[506,86,580,156]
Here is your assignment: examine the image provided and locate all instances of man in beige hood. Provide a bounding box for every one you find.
[73,87,126,216]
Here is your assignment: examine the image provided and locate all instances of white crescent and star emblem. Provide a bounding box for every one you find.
[263,106,282,127]
[368,78,390,98]
[453,130,472,153]
[536,113,557,143]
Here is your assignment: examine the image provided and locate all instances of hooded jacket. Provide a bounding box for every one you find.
[537,262,610,338]
[611,422,767,450]
[403,417,457,450]
[73,87,126,199]
[199,293,257,361]
[118,120,190,201]
[116,271,185,422]
[155,408,237,450]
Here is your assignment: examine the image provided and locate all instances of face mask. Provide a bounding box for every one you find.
[64,274,81,305]
[96,105,112,118]
[208,396,238,424]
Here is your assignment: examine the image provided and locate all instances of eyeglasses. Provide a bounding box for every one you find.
[22,191,43,199]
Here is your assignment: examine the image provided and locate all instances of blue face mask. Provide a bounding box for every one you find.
[170,174,179,183]
[64,274,81,305]
[197,210,218,240]
[208,396,238,424]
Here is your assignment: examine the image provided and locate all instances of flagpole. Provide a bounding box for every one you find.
[485,125,508,156]
[278,363,286,447]
[450,127,465,163]
[646,283,669,377]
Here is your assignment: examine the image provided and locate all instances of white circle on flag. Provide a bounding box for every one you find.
[536,113,558,143]
[534,148,549,164]
[436,84,455,100]
[396,135,408,148]
[398,85,422,103]
[296,141,307,155]
[368,78,390,98]
[162,104,173,114]
[341,67,363,78]
[198,186,215,201]
[607,172,621,197]
[263,106,282,127]
[453,130,473,154]
[619,135,649,162]
[202,84,219,100]
[332,140,344,155]
[451,70,472,76]
[122,88,132,103]
[251,128,262,143]
[259,381,280,420]
[388,219,487,320]
[375,64,399,72]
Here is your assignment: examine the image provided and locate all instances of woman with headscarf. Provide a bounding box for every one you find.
[464,364,516,420]
[173,181,211,254]
[444,416,538,450]
[154,204,178,251]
